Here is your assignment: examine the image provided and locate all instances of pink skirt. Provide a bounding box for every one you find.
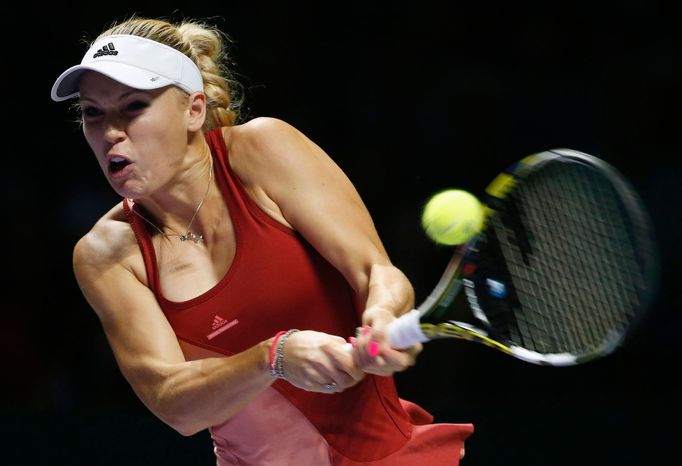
[210,388,473,465]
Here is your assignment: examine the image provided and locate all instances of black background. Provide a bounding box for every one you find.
[3,1,681,465]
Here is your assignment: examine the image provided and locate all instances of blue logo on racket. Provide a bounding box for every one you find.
[486,279,506,298]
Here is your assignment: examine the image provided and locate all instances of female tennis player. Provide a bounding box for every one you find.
[51,16,473,465]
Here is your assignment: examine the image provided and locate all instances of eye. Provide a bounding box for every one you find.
[81,106,102,118]
[126,100,149,112]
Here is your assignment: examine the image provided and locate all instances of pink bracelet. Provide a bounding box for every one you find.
[269,331,287,373]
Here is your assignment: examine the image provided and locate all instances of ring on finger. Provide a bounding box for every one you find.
[323,382,337,392]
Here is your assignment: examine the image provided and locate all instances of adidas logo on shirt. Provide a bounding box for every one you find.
[212,315,228,330]
[93,43,118,58]
[207,316,239,340]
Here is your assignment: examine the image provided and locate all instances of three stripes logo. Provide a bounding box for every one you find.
[93,43,118,58]
[212,315,228,330]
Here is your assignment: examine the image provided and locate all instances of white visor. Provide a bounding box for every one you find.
[51,34,203,101]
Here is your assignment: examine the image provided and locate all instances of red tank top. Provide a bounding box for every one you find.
[123,127,421,460]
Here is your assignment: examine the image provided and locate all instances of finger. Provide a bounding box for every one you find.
[352,339,375,370]
[296,366,340,393]
[316,342,365,387]
[354,325,421,373]
[376,345,413,371]
[329,342,365,382]
[352,328,379,368]
[304,381,339,394]
[311,367,356,393]
[358,356,397,377]
[364,344,412,375]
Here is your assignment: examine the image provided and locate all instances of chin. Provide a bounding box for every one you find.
[108,179,146,200]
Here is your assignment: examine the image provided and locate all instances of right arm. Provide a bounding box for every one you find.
[73,218,361,436]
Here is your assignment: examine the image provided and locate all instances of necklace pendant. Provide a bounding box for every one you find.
[181,231,203,243]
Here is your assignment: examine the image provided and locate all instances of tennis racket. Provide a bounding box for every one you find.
[387,148,659,366]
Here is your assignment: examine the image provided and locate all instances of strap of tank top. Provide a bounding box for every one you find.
[122,198,163,295]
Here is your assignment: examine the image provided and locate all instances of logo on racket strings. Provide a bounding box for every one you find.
[464,278,489,325]
[486,279,507,298]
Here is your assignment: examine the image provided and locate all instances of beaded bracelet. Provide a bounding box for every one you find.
[270,329,299,379]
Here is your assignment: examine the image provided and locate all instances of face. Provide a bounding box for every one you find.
[78,72,194,199]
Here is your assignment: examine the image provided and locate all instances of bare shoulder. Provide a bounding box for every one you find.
[222,118,330,186]
[72,202,143,286]
[223,117,318,166]
[224,116,302,146]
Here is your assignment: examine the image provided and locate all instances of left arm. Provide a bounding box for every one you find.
[228,117,419,374]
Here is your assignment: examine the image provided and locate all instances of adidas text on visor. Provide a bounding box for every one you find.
[51,34,204,101]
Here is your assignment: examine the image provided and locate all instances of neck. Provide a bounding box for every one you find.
[130,138,221,242]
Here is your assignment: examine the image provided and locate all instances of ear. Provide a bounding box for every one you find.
[186,91,207,131]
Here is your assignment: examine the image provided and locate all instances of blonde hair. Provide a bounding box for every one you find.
[95,16,243,129]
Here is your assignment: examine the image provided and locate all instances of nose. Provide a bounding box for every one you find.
[103,116,127,145]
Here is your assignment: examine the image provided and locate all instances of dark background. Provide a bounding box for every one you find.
[3,1,681,465]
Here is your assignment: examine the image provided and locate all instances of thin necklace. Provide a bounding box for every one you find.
[129,156,213,244]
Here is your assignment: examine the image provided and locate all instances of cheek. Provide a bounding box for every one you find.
[128,114,187,169]
[136,103,186,137]
[134,109,187,150]
[82,124,104,159]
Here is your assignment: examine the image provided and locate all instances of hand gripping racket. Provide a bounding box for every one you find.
[387,149,659,366]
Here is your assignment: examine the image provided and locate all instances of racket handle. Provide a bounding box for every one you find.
[386,309,429,349]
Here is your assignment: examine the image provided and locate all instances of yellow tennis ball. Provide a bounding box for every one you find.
[421,189,484,245]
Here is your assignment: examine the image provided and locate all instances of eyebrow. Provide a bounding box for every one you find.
[79,89,147,103]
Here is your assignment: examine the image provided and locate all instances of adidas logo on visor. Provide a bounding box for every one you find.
[93,43,118,58]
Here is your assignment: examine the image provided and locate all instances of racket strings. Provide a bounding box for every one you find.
[527,166,636,352]
[478,160,644,356]
[556,165,640,345]
[526,168,609,352]
[534,170,616,351]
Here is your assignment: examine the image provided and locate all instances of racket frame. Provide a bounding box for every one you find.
[387,148,658,366]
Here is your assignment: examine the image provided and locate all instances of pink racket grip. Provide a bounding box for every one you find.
[386,310,429,349]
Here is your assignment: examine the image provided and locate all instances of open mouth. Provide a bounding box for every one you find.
[109,156,132,174]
